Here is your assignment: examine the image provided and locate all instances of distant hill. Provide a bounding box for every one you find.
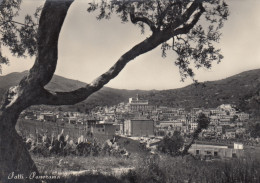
[0,71,144,112]
[0,69,259,113]
[141,69,260,110]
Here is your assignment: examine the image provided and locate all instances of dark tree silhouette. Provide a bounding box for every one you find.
[182,113,210,155]
[157,113,210,157]
[157,131,184,156]
[248,122,260,138]
[0,0,228,182]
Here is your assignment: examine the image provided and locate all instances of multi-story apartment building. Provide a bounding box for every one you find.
[123,119,154,137]
[129,95,149,112]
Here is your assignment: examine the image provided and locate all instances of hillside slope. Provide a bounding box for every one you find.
[0,71,143,111]
[0,69,259,112]
[142,69,260,109]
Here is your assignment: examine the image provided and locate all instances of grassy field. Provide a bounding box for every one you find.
[31,136,150,175]
[31,152,260,183]
[29,143,260,183]
[33,155,137,174]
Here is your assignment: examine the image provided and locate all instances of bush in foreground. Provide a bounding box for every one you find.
[121,155,260,183]
[43,154,260,183]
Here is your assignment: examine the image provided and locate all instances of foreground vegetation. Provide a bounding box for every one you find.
[125,155,260,183]
[31,150,260,183]
[33,155,137,174]
[19,119,260,183]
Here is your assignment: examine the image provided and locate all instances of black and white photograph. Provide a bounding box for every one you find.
[0,0,260,182]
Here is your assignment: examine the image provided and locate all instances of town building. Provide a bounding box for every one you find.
[129,95,149,112]
[190,122,198,130]
[224,129,236,139]
[92,122,119,136]
[188,143,244,159]
[40,112,57,122]
[124,119,154,137]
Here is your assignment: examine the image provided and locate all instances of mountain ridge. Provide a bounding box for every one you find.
[0,68,259,112]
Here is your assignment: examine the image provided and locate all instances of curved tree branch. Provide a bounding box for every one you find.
[0,0,74,110]
[169,0,202,31]
[174,4,205,35]
[39,32,168,106]
[130,6,157,33]
[0,20,37,27]
[0,1,76,179]
[157,1,177,29]
[38,2,205,106]
[20,0,74,88]
[36,1,205,107]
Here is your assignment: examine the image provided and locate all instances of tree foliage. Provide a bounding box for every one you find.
[238,85,260,119]
[87,0,229,81]
[157,131,184,156]
[0,0,229,81]
[248,122,260,138]
[0,0,40,73]
[182,113,210,155]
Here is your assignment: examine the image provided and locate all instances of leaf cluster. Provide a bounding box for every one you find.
[88,0,229,81]
[157,131,184,156]
[248,122,260,138]
[0,0,41,73]
[193,112,210,138]
[0,0,229,83]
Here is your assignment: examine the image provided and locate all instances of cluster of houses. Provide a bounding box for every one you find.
[20,95,250,141]
[154,103,249,140]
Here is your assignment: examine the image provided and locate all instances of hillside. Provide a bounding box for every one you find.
[0,69,259,112]
[0,71,144,112]
[142,69,260,110]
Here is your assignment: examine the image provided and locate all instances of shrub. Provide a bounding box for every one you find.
[121,155,260,183]
[157,131,184,156]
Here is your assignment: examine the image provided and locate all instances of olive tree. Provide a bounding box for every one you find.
[0,0,228,182]
[182,113,210,155]
[157,131,184,156]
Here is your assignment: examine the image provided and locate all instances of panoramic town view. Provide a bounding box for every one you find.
[0,0,260,183]
[17,93,257,160]
[3,69,260,183]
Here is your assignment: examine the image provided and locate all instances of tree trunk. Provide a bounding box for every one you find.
[0,1,74,182]
[0,110,39,183]
[0,0,207,181]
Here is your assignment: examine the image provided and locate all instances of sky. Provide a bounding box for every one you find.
[1,0,260,90]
